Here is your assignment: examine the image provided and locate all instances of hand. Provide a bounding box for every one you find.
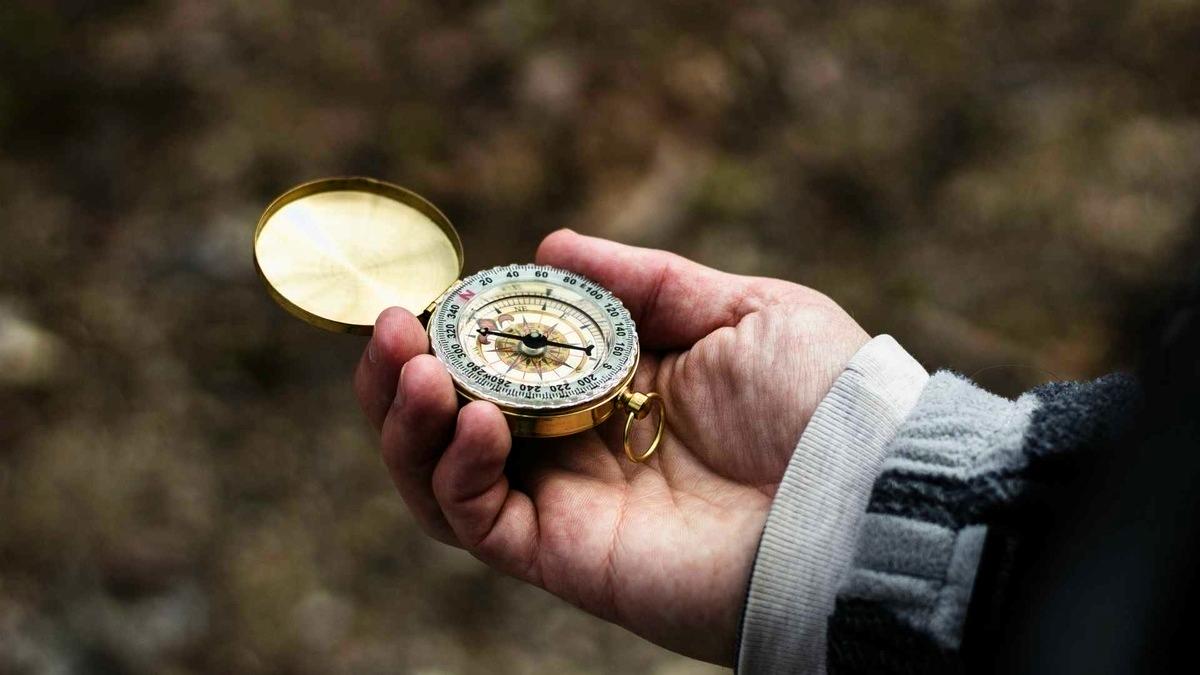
[353,230,869,665]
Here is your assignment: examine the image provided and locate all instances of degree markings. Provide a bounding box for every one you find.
[429,265,638,409]
[472,294,606,341]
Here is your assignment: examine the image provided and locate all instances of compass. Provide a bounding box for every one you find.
[253,177,665,462]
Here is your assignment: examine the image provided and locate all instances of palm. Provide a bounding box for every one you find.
[354,231,867,666]
[515,303,858,663]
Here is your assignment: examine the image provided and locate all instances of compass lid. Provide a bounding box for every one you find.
[253,177,464,335]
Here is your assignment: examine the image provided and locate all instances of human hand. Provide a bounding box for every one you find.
[353,230,869,665]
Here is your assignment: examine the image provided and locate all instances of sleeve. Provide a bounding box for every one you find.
[737,335,931,674]
[826,372,1140,674]
[736,334,1140,675]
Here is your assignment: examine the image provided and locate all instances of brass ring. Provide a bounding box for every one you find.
[622,392,665,463]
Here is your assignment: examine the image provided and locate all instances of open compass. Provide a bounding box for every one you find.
[253,177,665,462]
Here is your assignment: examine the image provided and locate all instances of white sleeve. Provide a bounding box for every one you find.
[736,335,929,674]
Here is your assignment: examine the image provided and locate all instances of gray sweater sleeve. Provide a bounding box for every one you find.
[738,336,930,674]
[737,337,1139,674]
[827,371,1139,673]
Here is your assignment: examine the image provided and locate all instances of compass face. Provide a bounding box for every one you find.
[429,264,639,410]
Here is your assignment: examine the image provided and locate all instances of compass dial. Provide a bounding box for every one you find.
[429,264,639,410]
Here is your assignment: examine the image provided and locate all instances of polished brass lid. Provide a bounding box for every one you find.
[253,177,464,334]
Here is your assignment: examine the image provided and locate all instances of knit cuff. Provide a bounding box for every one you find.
[827,373,1034,671]
[737,335,929,674]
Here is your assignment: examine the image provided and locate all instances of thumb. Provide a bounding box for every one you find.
[535,229,803,349]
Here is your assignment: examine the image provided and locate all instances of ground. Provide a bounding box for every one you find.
[2,1,1198,673]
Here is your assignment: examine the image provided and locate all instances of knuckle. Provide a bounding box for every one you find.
[379,437,408,474]
[416,515,461,547]
[430,463,456,505]
[470,529,506,559]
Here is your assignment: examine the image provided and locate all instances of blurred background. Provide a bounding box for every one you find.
[2,1,1199,673]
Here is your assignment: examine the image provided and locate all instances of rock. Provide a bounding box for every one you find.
[0,304,64,387]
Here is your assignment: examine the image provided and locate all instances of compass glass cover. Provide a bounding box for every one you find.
[429,264,638,410]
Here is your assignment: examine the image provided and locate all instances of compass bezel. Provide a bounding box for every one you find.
[427,264,640,420]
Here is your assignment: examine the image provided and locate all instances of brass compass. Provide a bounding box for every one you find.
[253,177,665,462]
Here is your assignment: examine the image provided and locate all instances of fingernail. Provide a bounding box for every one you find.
[394,363,408,408]
[368,339,378,364]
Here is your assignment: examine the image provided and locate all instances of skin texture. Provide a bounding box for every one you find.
[353,230,870,665]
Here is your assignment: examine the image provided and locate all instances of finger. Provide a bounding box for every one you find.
[353,307,428,430]
[380,354,461,545]
[535,229,802,349]
[432,401,541,583]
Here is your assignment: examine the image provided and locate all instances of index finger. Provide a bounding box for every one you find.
[353,306,430,430]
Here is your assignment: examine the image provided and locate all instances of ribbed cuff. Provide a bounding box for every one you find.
[737,335,929,674]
